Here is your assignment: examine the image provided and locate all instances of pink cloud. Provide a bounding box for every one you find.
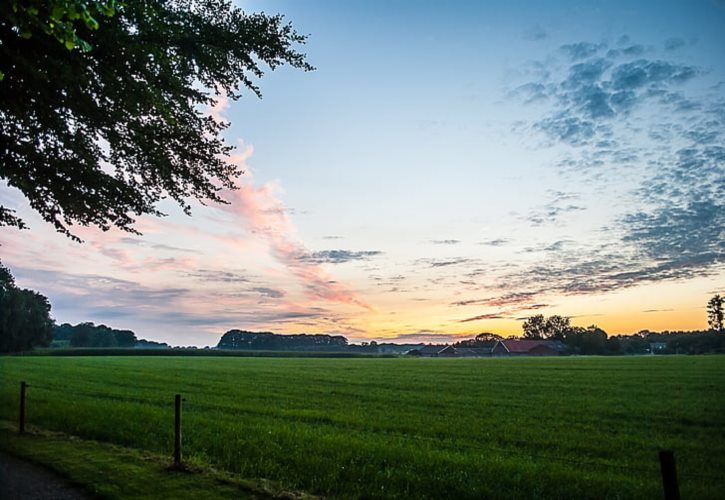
[207,107,370,309]
[209,94,231,124]
[218,182,371,309]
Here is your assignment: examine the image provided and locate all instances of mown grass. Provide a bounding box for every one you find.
[0,424,314,499]
[1,356,723,499]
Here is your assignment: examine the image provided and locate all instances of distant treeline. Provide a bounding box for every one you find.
[567,330,725,355]
[637,330,725,355]
[53,323,169,349]
[217,330,349,351]
[41,325,725,356]
[452,328,725,355]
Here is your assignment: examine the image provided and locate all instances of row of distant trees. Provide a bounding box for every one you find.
[217,330,349,351]
[53,322,138,348]
[515,304,725,354]
[522,315,637,355]
[452,297,724,356]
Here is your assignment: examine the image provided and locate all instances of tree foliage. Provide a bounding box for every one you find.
[565,325,608,355]
[217,330,348,351]
[0,262,54,352]
[55,321,138,347]
[1,0,121,66]
[475,332,502,342]
[1,0,313,238]
[521,314,548,339]
[707,294,723,333]
[522,314,572,340]
[454,332,502,348]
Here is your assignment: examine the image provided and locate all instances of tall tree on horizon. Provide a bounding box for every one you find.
[707,294,724,333]
[522,315,548,339]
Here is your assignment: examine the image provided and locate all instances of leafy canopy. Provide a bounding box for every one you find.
[707,294,724,333]
[0,262,54,352]
[0,0,313,239]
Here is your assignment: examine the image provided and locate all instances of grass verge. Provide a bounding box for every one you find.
[0,423,316,499]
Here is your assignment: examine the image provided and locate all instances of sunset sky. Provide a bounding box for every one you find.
[1,0,723,346]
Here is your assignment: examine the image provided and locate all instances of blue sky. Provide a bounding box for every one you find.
[1,0,723,345]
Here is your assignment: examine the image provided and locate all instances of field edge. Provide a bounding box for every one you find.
[0,422,318,500]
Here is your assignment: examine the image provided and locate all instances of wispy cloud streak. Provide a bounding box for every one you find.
[210,99,371,310]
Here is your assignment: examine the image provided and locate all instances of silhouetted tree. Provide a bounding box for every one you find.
[605,335,621,354]
[522,315,548,339]
[454,332,502,348]
[707,295,724,333]
[580,325,608,354]
[522,314,573,339]
[64,322,138,347]
[618,334,650,354]
[1,0,313,238]
[113,329,137,347]
[0,262,54,352]
[564,325,608,354]
[545,315,572,340]
[475,332,502,342]
[53,323,75,341]
[217,330,348,351]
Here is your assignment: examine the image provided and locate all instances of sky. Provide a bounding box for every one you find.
[1,0,724,346]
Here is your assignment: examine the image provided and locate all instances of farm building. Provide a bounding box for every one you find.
[491,339,566,356]
[454,347,494,357]
[407,341,563,357]
[407,345,457,357]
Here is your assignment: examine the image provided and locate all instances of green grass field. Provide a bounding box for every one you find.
[1,355,723,499]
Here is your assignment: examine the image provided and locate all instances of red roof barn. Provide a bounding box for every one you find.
[492,339,565,356]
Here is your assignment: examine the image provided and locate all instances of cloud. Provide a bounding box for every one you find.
[184,269,250,283]
[518,48,700,149]
[417,257,473,268]
[301,250,383,264]
[209,103,372,310]
[560,42,605,60]
[376,331,472,344]
[664,38,686,51]
[479,238,509,247]
[610,60,697,91]
[534,114,608,146]
[10,265,344,345]
[250,287,285,299]
[430,239,461,245]
[489,233,722,304]
[524,24,548,41]
[621,44,646,56]
[459,312,506,323]
[510,36,725,297]
[11,267,191,316]
[525,191,585,226]
[119,237,201,254]
[477,291,543,307]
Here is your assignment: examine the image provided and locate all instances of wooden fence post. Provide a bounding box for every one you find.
[174,394,182,467]
[659,449,680,500]
[19,381,27,434]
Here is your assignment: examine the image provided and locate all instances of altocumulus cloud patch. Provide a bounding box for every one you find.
[508,36,725,303]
